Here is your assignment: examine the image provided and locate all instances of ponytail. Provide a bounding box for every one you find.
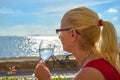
[100,21,120,73]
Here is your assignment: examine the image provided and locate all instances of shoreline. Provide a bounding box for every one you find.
[0,55,77,72]
[0,57,40,62]
[0,55,75,62]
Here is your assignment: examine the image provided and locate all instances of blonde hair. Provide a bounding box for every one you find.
[63,7,120,73]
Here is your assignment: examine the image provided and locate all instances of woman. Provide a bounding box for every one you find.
[34,7,120,80]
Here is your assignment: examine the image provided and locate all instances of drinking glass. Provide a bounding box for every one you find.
[32,40,54,77]
[39,40,54,61]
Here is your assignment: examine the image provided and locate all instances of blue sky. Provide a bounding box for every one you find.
[0,0,120,37]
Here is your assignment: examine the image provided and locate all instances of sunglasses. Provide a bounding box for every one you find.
[56,27,81,35]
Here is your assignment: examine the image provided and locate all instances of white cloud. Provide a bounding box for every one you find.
[0,7,26,15]
[40,1,115,13]
[0,0,120,36]
[0,6,62,15]
[0,24,56,36]
[113,17,118,21]
[107,8,118,13]
[0,7,14,14]
[0,0,118,15]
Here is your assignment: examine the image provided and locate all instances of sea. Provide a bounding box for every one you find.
[0,36,120,58]
[0,36,66,58]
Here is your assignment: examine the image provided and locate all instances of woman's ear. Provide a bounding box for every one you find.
[70,29,78,41]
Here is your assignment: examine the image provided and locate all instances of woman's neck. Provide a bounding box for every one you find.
[72,48,101,68]
[72,48,91,64]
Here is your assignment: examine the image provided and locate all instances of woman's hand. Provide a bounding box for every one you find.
[34,61,51,80]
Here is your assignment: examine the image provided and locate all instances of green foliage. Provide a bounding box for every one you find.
[0,77,18,80]
[51,75,67,80]
[0,74,71,80]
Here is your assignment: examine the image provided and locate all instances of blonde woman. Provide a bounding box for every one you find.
[34,7,120,80]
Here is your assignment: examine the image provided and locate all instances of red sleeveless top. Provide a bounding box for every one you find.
[84,58,120,80]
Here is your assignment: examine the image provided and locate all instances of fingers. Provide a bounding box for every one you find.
[34,62,47,78]
[34,61,51,80]
[34,63,42,79]
[35,61,45,69]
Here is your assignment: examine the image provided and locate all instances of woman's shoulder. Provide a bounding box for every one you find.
[82,58,120,80]
[83,58,117,72]
[75,64,105,80]
[84,58,109,68]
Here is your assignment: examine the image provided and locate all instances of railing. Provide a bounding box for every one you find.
[38,41,79,70]
[42,53,79,70]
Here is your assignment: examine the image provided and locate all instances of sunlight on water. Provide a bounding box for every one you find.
[1,36,119,58]
[0,36,64,58]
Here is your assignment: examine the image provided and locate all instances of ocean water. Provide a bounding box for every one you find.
[0,36,65,58]
[0,36,120,58]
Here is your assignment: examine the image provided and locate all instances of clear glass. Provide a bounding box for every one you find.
[39,40,54,61]
[32,40,54,77]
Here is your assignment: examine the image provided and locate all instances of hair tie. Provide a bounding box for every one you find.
[98,19,103,26]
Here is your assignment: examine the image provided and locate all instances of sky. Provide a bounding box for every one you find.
[0,0,120,37]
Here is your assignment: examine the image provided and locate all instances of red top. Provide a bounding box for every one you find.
[84,58,120,80]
